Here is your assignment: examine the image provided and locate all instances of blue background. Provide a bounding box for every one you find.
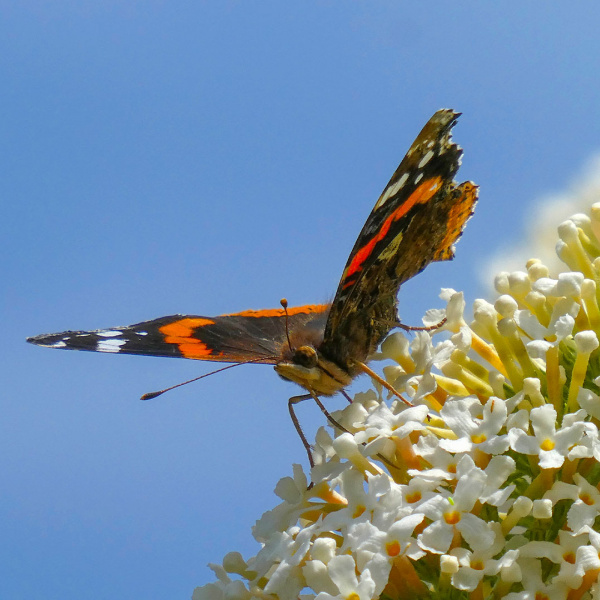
[4,3,600,599]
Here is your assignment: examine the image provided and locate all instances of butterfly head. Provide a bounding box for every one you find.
[290,345,319,369]
[275,342,352,396]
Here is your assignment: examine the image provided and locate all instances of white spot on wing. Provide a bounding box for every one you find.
[414,172,424,184]
[374,172,410,209]
[97,330,123,338]
[137,331,148,336]
[418,150,434,168]
[96,339,127,353]
[50,341,67,348]
[394,172,409,193]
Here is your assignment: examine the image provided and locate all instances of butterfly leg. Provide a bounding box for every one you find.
[395,316,447,332]
[289,392,353,472]
[310,391,353,435]
[290,389,402,478]
[340,389,353,404]
[376,316,448,332]
[288,394,316,470]
[354,360,412,406]
[312,390,402,475]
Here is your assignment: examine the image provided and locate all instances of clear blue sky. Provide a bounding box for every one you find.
[4,3,600,599]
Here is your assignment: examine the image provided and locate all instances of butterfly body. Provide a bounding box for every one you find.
[28,109,478,402]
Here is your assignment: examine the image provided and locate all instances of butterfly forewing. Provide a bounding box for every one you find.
[320,109,477,372]
[28,304,331,364]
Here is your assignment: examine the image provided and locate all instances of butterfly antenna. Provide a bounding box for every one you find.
[280,298,293,351]
[140,357,275,400]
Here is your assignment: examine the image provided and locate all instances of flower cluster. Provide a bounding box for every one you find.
[194,204,600,600]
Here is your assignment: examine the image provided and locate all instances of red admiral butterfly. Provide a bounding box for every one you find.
[28,109,478,466]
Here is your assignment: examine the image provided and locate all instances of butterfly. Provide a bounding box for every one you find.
[28,109,478,467]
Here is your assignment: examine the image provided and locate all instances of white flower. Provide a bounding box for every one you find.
[518,534,588,589]
[361,402,428,443]
[577,385,600,421]
[545,474,600,535]
[346,513,425,561]
[417,459,495,554]
[507,405,586,468]
[448,524,516,591]
[439,396,510,454]
[313,555,377,600]
[577,529,600,580]
[503,558,570,600]
[192,563,253,600]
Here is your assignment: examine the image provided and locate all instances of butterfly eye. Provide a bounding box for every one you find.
[293,345,318,369]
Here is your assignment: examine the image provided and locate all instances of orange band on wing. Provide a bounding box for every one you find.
[343,176,443,282]
[160,318,219,359]
[222,304,329,318]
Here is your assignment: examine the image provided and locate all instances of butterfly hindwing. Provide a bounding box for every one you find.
[28,304,330,364]
[321,109,478,372]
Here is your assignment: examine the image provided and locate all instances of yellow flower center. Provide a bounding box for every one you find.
[579,492,594,506]
[347,593,360,600]
[353,505,366,518]
[406,491,422,504]
[471,433,487,444]
[444,511,461,525]
[386,540,401,556]
[540,438,555,451]
[563,551,576,564]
